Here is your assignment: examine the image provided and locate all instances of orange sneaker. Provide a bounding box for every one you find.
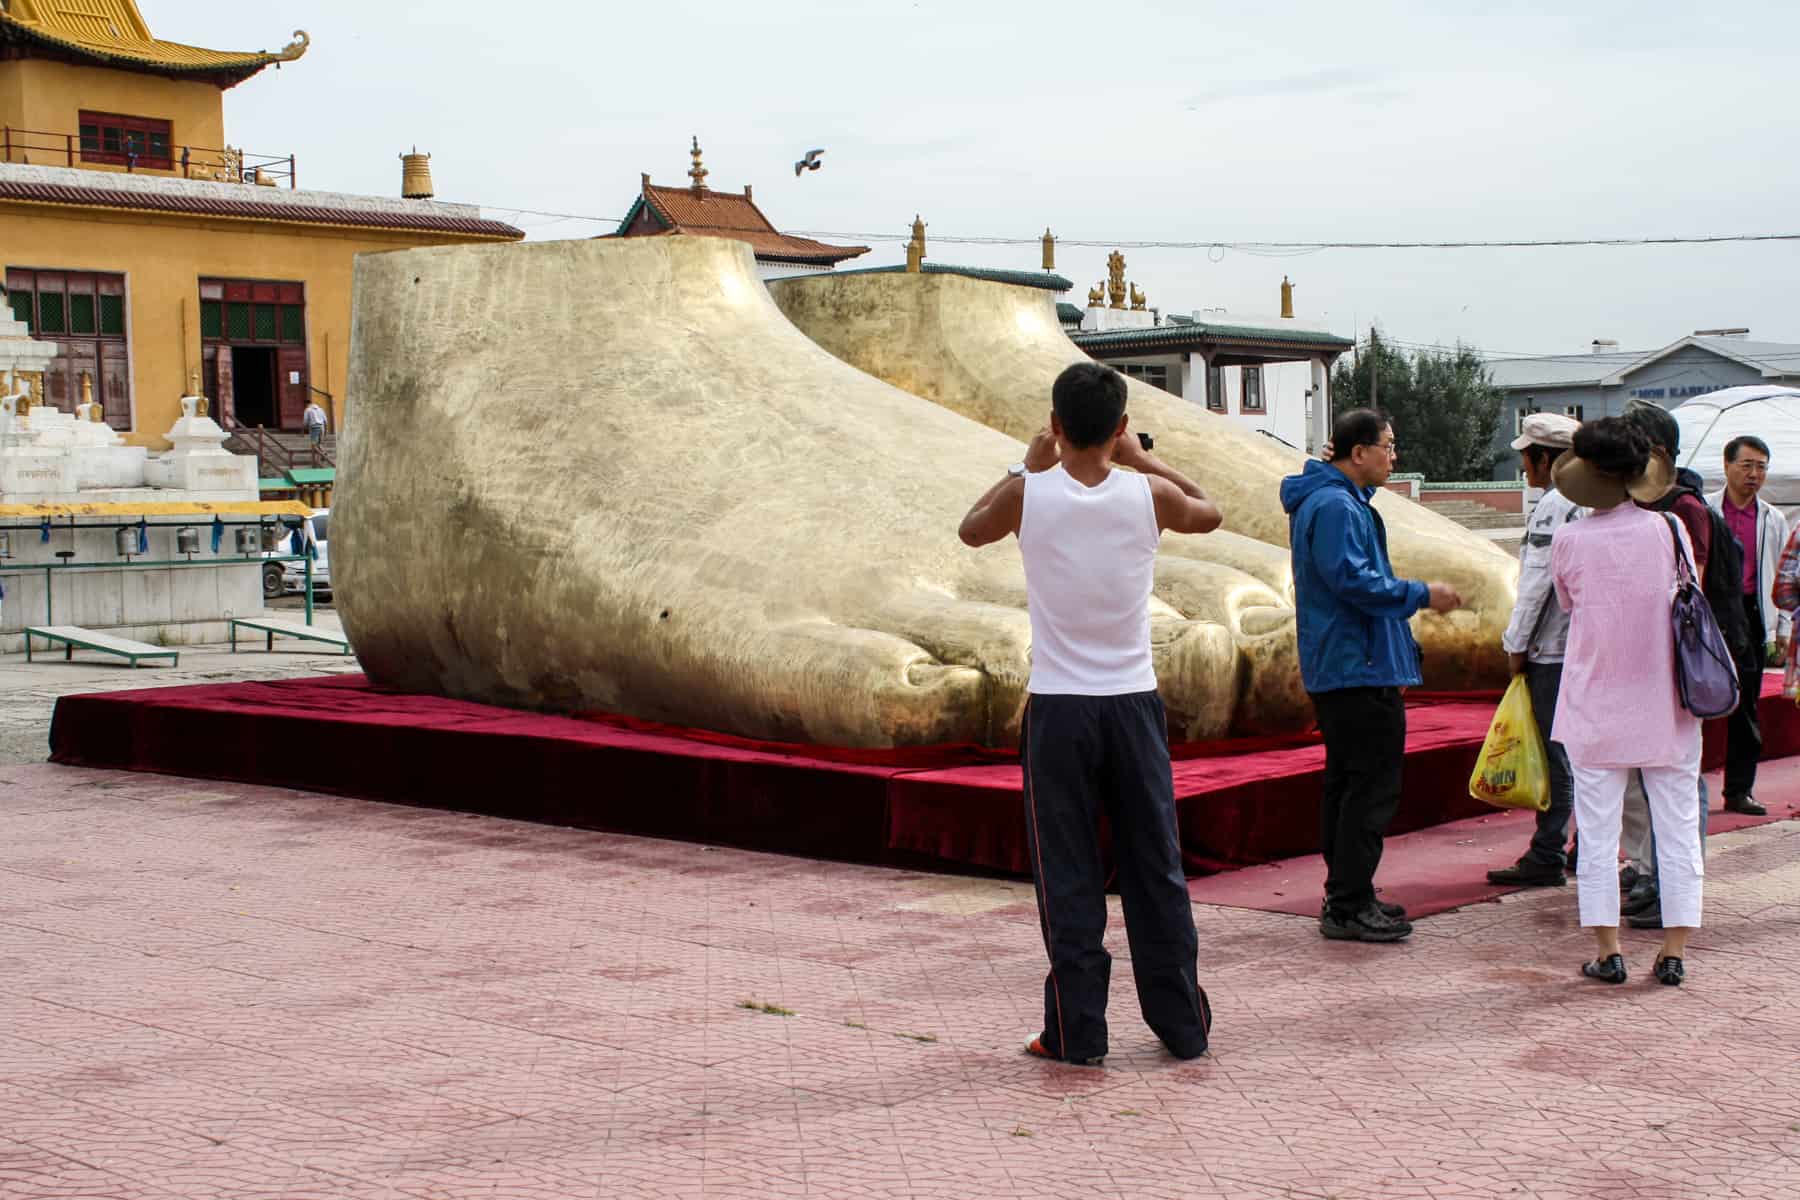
[1024,1036,1104,1067]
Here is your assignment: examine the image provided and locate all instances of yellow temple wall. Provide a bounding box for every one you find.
[0,59,228,171]
[1,202,507,447]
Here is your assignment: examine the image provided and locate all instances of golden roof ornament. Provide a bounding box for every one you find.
[905,215,926,273]
[1129,282,1147,311]
[1041,228,1055,272]
[687,136,709,194]
[400,147,434,199]
[1106,250,1127,309]
[1087,281,1105,306]
[274,30,311,62]
[1280,275,1295,319]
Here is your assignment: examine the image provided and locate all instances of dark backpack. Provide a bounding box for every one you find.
[1694,501,1752,655]
[1647,486,1750,655]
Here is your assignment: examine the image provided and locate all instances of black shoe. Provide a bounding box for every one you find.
[1627,904,1663,930]
[1724,793,1767,816]
[1621,877,1660,917]
[1581,953,1627,984]
[1320,902,1413,943]
[1321,899,1406,920]
[1653,955,1685,986]
[1486,858,1567,887]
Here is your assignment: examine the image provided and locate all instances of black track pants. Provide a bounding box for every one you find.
[1310,686,1407,915]
[1021,691,1208,1061]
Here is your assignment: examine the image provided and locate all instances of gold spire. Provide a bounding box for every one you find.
[906,215,927,273]
[1106,251,1127,309]
[1041,228,1055,272]
[1280,275,1294,319]
[687,136,709,194]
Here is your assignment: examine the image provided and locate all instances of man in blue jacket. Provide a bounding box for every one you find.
[1281,409,1462,942]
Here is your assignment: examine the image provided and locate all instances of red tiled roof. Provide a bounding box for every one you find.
[637,182,867,264]
[0,178,524,239]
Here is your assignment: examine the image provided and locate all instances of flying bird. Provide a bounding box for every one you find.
[794,148,825,177]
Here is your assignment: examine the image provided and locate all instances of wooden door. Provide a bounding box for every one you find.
[277,345,309,430]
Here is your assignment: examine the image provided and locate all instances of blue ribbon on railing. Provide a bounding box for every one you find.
[135,519,148,555]
[211,516,224,553]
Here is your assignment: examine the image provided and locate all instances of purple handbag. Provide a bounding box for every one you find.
[1664,515,1741,718]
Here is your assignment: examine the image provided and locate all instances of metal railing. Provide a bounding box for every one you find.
[1,126,296,188]
[0,517,321,627]
[218,406,336,476]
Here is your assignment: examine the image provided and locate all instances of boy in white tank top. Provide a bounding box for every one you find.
[959,362,1222,1065]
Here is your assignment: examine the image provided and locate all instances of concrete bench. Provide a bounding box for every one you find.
[25,626,180,668]
[229,617,352,654]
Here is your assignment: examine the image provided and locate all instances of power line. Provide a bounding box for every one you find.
[468,204,1800,254]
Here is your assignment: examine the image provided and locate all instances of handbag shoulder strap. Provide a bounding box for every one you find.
[1663,513,1697,585]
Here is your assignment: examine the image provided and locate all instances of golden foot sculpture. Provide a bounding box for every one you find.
[334,235,1308,748]
[769,270,1518,689]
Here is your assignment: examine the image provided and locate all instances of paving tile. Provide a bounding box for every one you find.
[3,761,1799,1197]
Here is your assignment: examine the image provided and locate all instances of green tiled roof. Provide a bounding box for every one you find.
[285,468,336,486]
[258,478,292,493]
[1056,302,1085,324]
[1072,320,1352,351]
[800,262,1074,292]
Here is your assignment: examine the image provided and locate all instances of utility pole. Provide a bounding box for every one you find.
[1369,325,1379,411]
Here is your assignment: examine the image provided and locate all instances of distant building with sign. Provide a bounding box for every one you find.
[0,0,523,450]
[1486,330,1800,480]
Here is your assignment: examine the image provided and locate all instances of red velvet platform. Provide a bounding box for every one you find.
[47,673,1800,879]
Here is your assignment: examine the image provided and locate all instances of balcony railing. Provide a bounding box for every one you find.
[1,126,296,189]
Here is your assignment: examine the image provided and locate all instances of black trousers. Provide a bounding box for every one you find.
[1310,686,1407,915]
[1021,691,1208,1061]
[1724,594,1765,800]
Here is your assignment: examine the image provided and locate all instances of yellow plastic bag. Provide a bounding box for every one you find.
[1468,675,1551,812]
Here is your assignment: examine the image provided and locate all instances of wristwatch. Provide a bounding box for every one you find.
[1006,462,1028,479]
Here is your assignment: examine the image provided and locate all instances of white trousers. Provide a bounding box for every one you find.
[1572,747,1704,928]
[1620,773,1654,871]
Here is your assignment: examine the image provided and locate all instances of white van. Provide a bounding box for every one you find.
[261,508,331,600]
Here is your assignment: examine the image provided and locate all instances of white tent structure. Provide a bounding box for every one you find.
[1670,386,1800,521]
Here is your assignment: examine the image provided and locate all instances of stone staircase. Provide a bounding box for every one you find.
[1422,499,1524,532]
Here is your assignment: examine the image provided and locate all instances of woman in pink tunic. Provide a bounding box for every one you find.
[1551,418,1701,986]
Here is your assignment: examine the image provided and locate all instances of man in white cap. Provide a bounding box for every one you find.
[1488,412,1587,887]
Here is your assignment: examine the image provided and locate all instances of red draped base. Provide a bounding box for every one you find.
[47,674,1800,878]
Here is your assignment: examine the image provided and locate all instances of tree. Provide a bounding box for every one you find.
[1331,338,1504,481]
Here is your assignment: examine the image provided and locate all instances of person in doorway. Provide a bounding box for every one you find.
[958,361,1220,1066]
[1550,418,1702,986]
[1487,413,1585,888]
[302,398,329,448]
[1281,409,1463,943]
[1706,435,1790,817]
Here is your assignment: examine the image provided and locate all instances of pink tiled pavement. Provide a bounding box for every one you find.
[2,760,1798,1199]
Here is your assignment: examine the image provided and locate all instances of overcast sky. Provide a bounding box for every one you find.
[156,0,1800,357]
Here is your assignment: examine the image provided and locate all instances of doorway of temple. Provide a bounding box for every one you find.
[199,278,309,430]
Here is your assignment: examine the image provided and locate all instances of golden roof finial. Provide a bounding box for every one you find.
[274,31,310,62]
[906,215,927,273]
[1129,282,1148,311]
[1041,228,1055,272]
[1280,275,1295,319]
[688,136,709,194]
[1106,250,1127,309]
